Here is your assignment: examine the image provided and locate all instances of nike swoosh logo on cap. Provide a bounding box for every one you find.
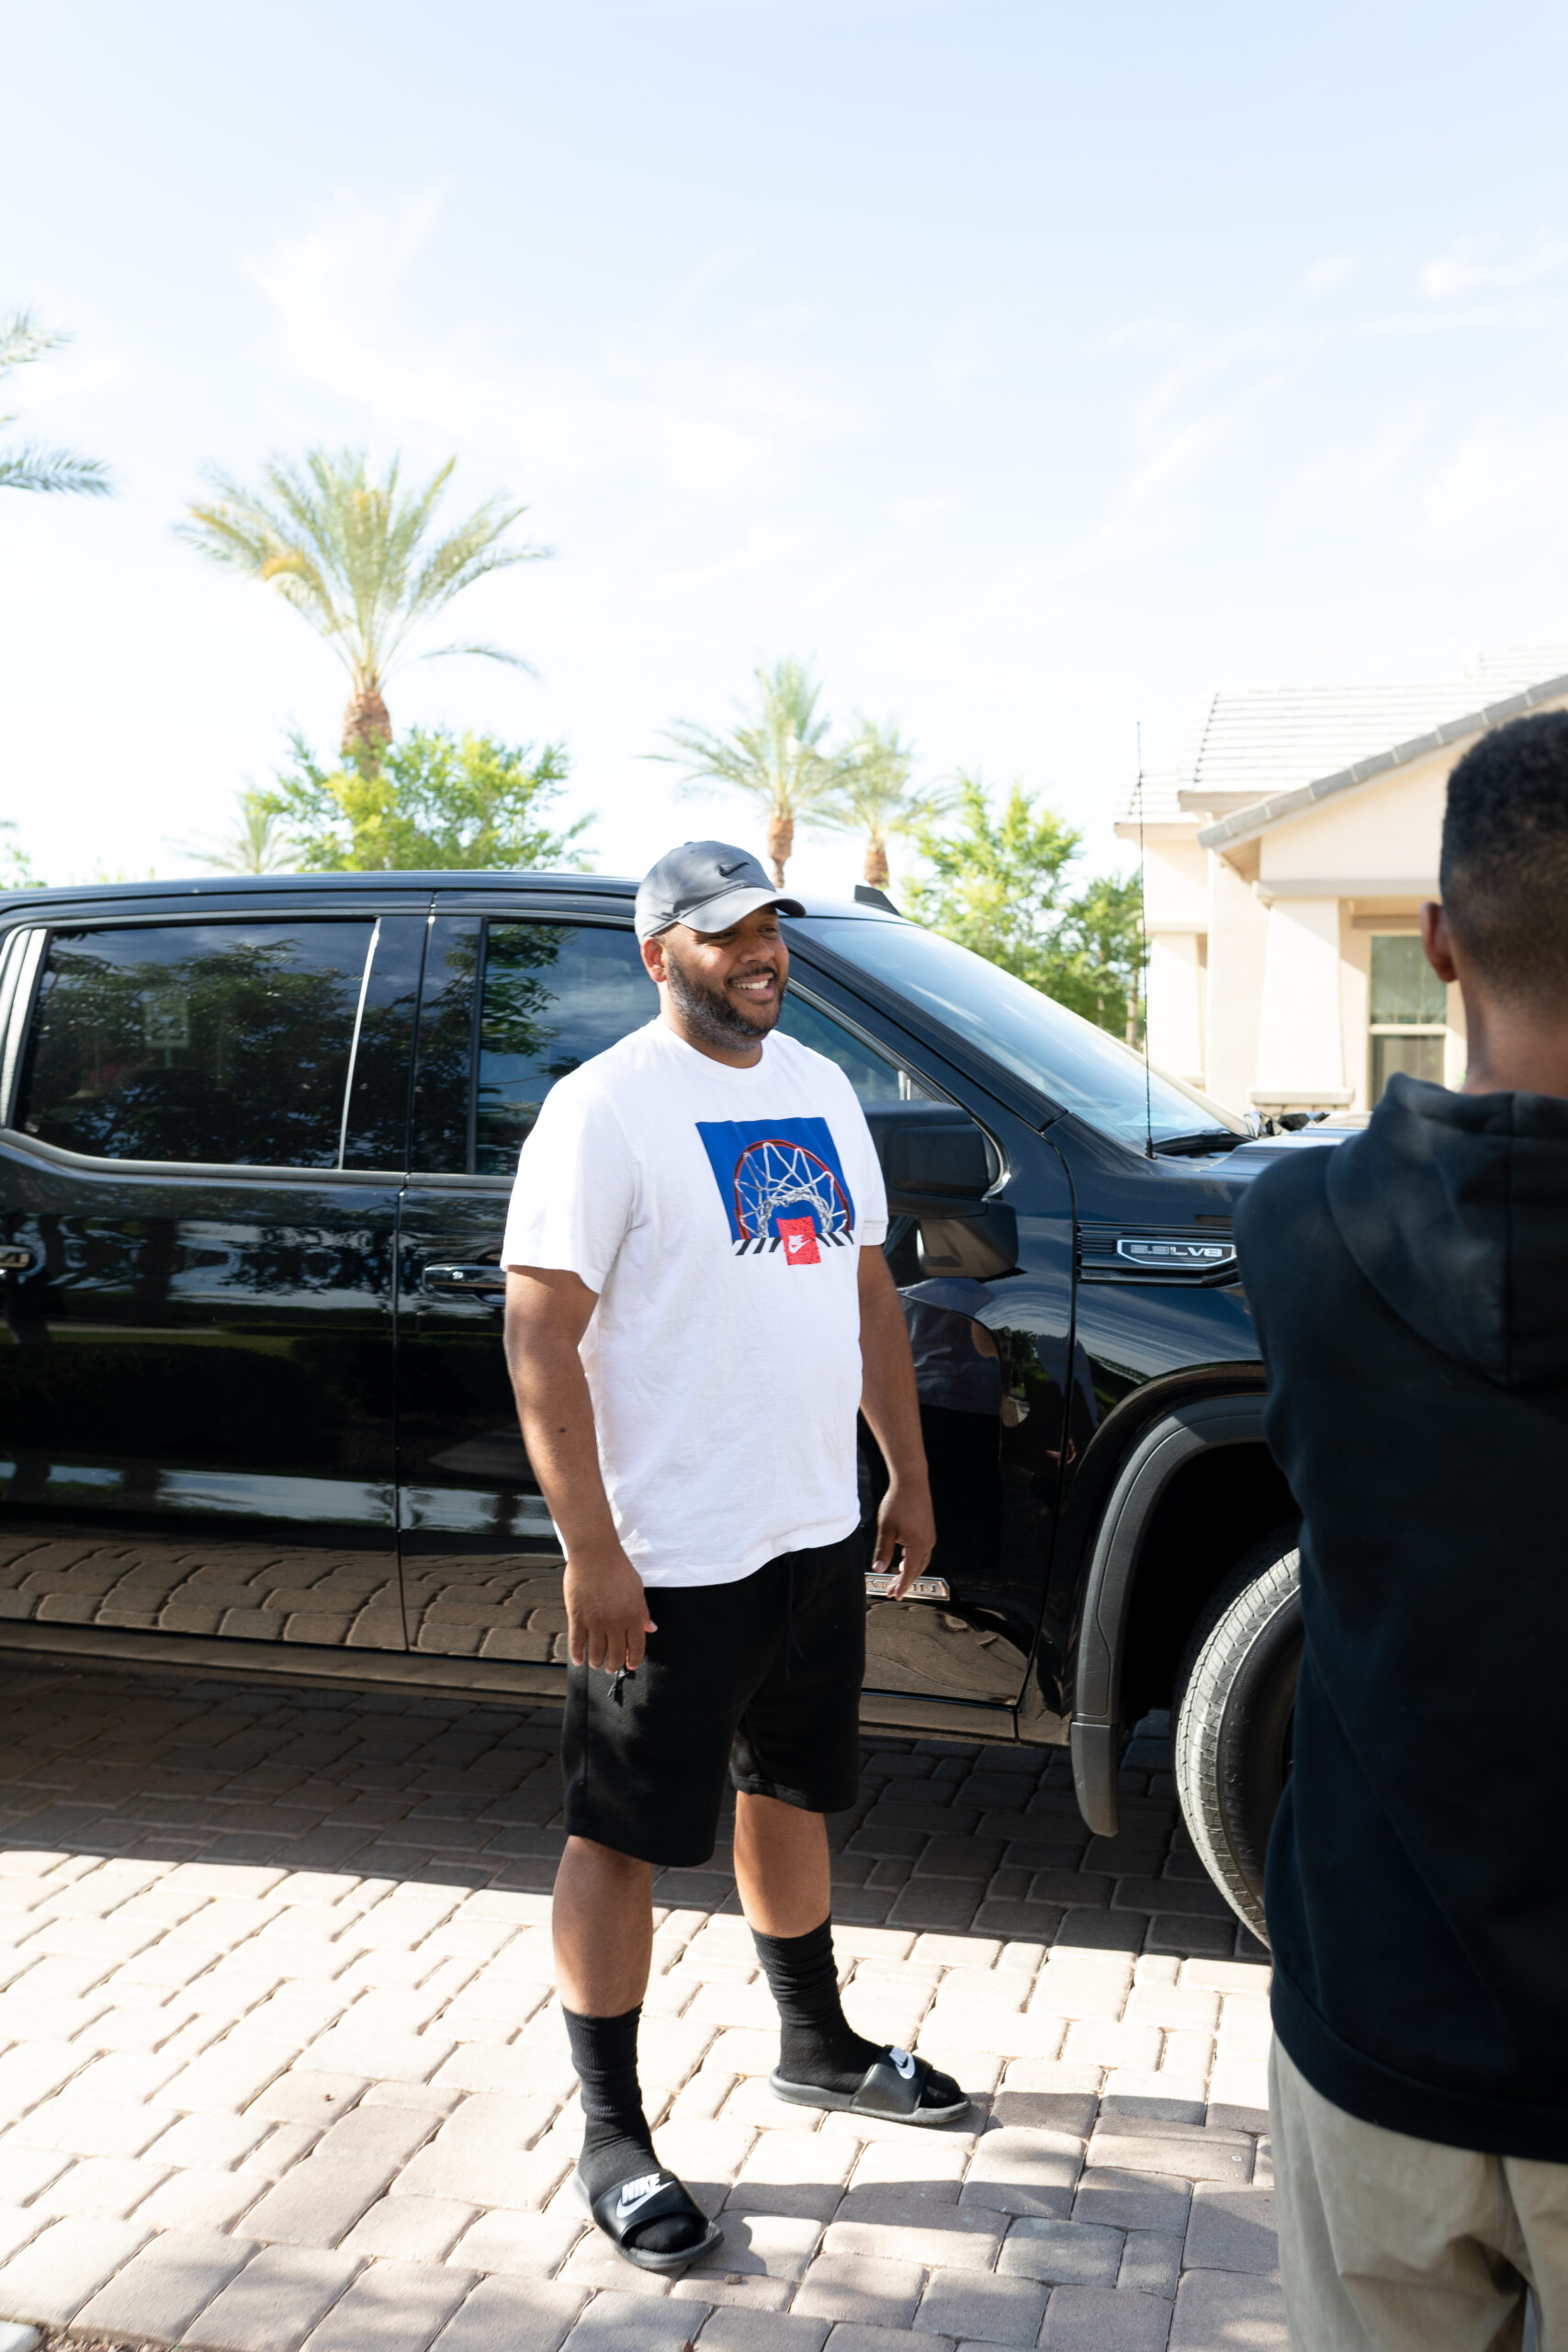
[716,859,748,876]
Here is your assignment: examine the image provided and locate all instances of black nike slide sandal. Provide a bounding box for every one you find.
[770,2046,971,2126]
[571,2162,724,2274]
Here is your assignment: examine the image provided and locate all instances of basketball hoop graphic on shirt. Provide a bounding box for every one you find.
[696,1116,858,1258]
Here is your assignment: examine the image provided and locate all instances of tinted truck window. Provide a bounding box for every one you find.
[17,921,374,1166]
[775,989,931,1103]
[474,922,652,1173]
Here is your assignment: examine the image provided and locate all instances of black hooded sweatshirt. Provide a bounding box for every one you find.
[1234,1072,1568,2159]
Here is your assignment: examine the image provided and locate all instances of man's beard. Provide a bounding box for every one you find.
[664,945,781,1049]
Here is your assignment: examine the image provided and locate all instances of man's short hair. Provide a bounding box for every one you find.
[1440,711,1568,1008]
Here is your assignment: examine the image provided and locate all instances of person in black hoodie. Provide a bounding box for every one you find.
[1235,709,1568,2350]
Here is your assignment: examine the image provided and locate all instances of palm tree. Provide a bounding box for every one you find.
[177,788,295,876]
[0,312,113,498]
[812,717,954,890]
[178,448,547,758]
[650,657,841,886]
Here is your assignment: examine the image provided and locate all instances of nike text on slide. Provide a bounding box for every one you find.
[615,2172,667,2219]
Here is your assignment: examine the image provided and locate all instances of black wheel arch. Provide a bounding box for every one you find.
[1066,1394,1293,1837]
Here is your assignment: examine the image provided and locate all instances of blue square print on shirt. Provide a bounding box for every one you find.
[695,1116,858,1256]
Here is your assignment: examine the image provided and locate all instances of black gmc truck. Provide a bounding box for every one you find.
[0,871,1331,1939]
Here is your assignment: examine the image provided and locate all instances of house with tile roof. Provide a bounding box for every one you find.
[1116,650,1568,1119]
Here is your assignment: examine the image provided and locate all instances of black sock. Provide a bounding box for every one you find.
[562,2004,703,2255]
[750,1917,887,2094]
[751,1917,965,2112]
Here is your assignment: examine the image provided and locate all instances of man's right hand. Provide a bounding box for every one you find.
[505,1270,655,1674]
[564,1544,658,1671]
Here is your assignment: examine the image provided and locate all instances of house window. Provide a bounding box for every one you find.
[1369,933,1447,1102]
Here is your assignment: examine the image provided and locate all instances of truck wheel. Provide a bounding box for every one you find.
[1173,1528,1302,1948]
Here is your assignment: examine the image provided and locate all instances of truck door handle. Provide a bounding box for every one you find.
[421,1262,507,1295]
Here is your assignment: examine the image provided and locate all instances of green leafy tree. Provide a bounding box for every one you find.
[178,449,546,757]
[904,775,1145,1038]
[179,788,295,876]
[0,312,113,499]
[650,657,841,886]
[811,716,953,889]
[0,821,39,888]
[265,727,591,873]
[1049,868,1145,1039]
[903,775,1079,980]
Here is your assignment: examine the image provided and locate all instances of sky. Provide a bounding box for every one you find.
[6,0,1568,896]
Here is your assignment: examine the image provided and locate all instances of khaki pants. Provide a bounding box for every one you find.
[1271,2041,1568,2350]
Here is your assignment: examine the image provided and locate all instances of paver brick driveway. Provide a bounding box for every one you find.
[0,1660,1281,2351]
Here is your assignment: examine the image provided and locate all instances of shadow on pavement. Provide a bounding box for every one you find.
[0,1658,1278,2352]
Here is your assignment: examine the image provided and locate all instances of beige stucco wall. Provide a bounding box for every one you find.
[1145,932,1205,1081]
[1252,897,1348,1107]
[1142,831,1210,929]
[1139,830,1210,1083]
[1339,919,1371,1110]
[1203,850,1269,1114]
[1237,729,1503,1109]
[1125,687,1568,1114]
[1257,755,1446,892]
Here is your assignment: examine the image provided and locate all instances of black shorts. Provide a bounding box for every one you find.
[561,1530,865,1868]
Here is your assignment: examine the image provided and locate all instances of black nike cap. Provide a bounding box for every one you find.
[634,840,806,942]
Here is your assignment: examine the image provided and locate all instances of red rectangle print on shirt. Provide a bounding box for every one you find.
[776,1216,822,1266]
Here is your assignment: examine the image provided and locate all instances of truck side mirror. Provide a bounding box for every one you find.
[864,1103,996,1209]
[863,1103,1018,1277]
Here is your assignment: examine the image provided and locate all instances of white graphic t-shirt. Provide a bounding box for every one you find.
[500,1018,888,1587]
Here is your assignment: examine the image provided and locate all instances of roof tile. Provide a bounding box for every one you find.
[1120,648,1568,829]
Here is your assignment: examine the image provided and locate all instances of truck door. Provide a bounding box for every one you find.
[0,908,420,1652]
[778,985,1077,1734]
[395,925,1076,1729]
[395,906,656,1675]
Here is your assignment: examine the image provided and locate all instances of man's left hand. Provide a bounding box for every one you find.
[873,1475,938,1599]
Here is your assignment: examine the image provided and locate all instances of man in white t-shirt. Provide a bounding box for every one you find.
[501,841,964,2273]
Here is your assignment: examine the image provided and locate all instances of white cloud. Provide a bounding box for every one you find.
[660,524,815,589]
[892,493,955,526]
[1420,237,1568,299]
[1302,254,1359,295]
[248,188,853,496]
[1418,407,1568,541]
[12,346,130,405]
[1131,327,1274,436]
[1123,359,1292,505]
[1285,400,1433,509]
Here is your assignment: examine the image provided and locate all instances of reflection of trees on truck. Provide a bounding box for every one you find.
[474,923,653,1174]
[21,924,373,1166]
[902,1276,1005,1579]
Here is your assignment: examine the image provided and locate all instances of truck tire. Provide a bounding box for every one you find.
[1173,1527,1302,1947]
